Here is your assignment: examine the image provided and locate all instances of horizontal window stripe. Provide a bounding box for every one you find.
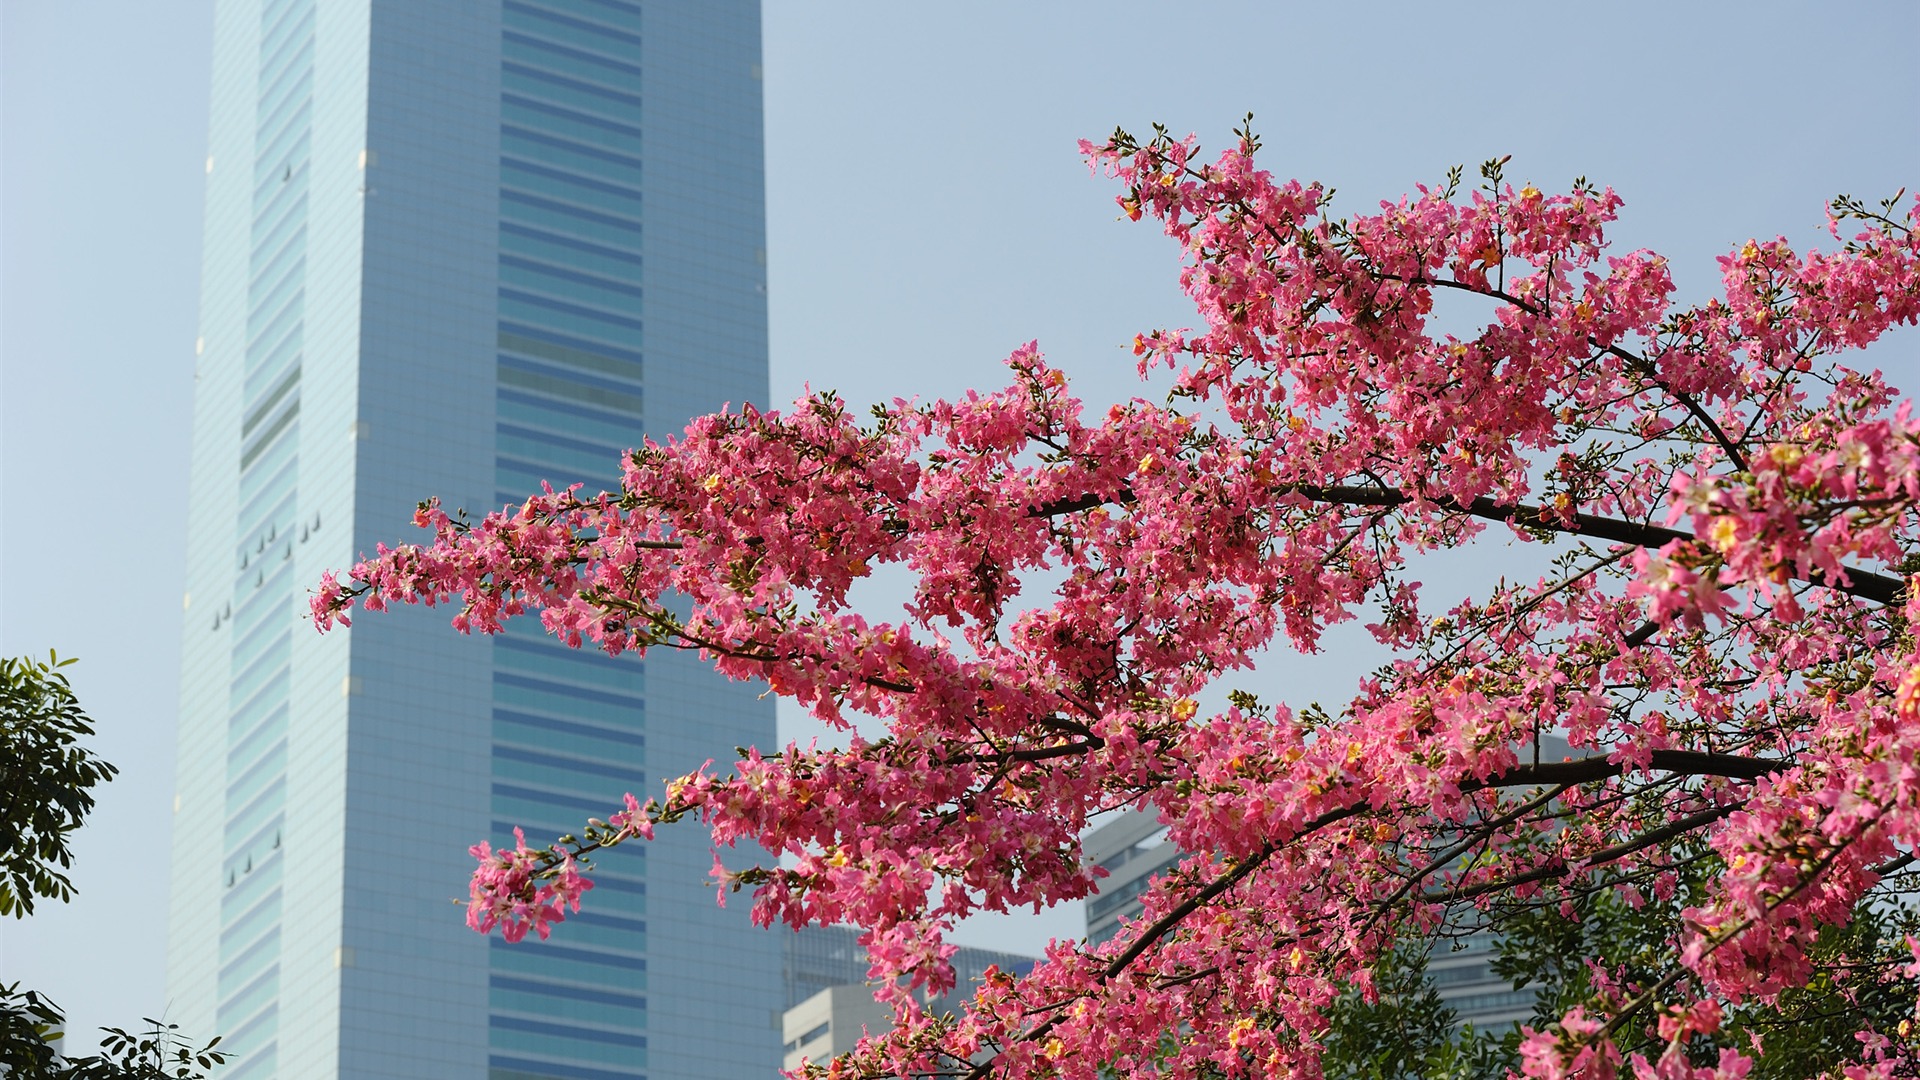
[501,265,643,318]
[253,101,313,180]
[228,705,288,775]
[243,366,301,437]
[495,743,644,784]
[500,255,643,301]
[501,92,642,140]
[501,168,643,225]
[495,634,643,687]
[228,629,289,701]
[219,1044,277,1080]
[493,760,643,799]
[224,778,286,849]
[259,1,314,72]
[492,669,639,707]
[494,719,644,766]
[257,30,312,100]
[218,1003,278,1062]
[225,741,287,813]
[244,328,303,400]
[497,423,623,461]
[536,920,646,956]
[560,872,644,915]
[217,926,279,998]
[218,888,281,964]
[221,851,283,921]
[247,226,306,304]
[498,364,644,416]
[502,131,642,187]
[491,987,644,1030]
[248,192,307,271]
[501,33,642,90]
[219,960,280,1030]
[254,64,310,143]
[588,873,645,895]
[245,254,306,334]
[236,479,298,547]
[503,61,643,107]
[497,390,644,443]
[571,0,643,18]
[491,678,642,727]
[237,429,297,505]
[489,945,648,991]
[239,403,299,471]
[489,1030,645,1070]
[244,286,304,357]
[492,1014,647,1049]
[247,208,305,282]
[228,604,289,671]
[223,815,284,882]
[498,344,643,395]
[228,675,290,741]
[501,67,641,123]
[499,226,642,286]
[495,424,622,474]
[494,707,642,743]
[494,465,619,502]
[488,1054,645,1080]
[228,611,288,676]
[228,639,290,710]
[497,319,643,367]
[504,0,642,52]
[501,190,641,239]
[219,966,278,1030]
[491,783,629,817]
[222,807,282,876]
[502,100,640,156]
[491,975,646,1010]
[252,123,311,190]
[507,0,643,40]
[258,0,309,58]
[247,221,306,293]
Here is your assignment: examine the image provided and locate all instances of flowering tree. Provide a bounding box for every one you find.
[314,123,1920,1079]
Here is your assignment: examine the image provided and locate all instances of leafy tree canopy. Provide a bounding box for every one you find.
[0,655,224,1079]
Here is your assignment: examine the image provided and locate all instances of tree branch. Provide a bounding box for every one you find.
[1035,484,1904,605]
[1420,802,1742,903]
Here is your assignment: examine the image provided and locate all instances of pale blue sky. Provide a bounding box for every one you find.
[3,0,1915,1047]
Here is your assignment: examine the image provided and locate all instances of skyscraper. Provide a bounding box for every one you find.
[168,4,774,1078]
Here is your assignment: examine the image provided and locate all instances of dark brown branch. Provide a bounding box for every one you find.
[1419,277,1751,472]
[1464,749,1789,792]
[1035,484,1904,605]
[1421,802,1742,903]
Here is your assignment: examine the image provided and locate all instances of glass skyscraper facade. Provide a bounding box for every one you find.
[168,3,775,1078]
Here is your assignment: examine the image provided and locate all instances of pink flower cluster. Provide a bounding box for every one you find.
[315,124,1920,1078]
[466,827,592,943]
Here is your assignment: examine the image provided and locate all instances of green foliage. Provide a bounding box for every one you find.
[0,983,226,1080]
[0,653,117,918]
[1318,941,1458,1080]
[1317,854,1920,1079]
[1484,858,1920,1077]
[0,655,225,1079]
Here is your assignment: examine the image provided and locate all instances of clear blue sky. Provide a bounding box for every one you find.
[3,0,1915,1047]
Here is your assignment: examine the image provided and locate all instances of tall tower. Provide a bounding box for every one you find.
[168,4,776,1078]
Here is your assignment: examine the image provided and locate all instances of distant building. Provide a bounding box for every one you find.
[168,3,776,1078]
[1083,809,1183,946]
[1080,809,1535,1030]
[780,925,1035,1070]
